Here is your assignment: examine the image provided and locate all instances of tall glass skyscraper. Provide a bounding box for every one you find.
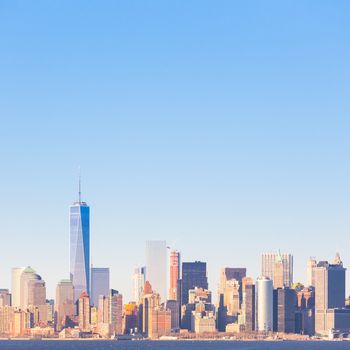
[70,188,90,302]
[145,240,167,302]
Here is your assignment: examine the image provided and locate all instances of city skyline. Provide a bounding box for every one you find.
[0,1,350,303]
[0,186,348,301]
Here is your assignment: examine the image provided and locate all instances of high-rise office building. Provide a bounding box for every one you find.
[295,286,315,336]
[261,252,293,288]
[315,254,348,335]
[273,288,296,333]
[169,250,180,300]
[78,291,91,332]
[219,268,246,292]
[273,257,284,289]
[255,276,273,332]
[145,240,167,302]
[223,279,240,316]
[166,299,180,331]
[242,277,255,332]
[124,302,138,334]
[28,279,47,324]
[55,279,75,331]
[219,267,246,305]
[46,299,55,324]
[97,295,109,324]
[181,261,208,305]
[132,266,146,303]
[141,287,161,337]
[307,257,317,287]
[27,279,46,306]
[91,267,110,306]
[70,182,90,302]
[109,289,123,335]
[11,267,25,308]
[19,266,41,309]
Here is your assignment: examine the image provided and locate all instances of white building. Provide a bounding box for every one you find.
[145,241,167,302]
[132,266,146,303]
[11,267,25,308]
[255,276,273,332]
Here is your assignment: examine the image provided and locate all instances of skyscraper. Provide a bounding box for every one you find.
[242,277,255,332]
[132,266,146,303]
[166,299,180,331]
[19,266,41,309]
[11,267,25,308]
[255,276,273,332]
[78,291,91,332]
[27,279,46,307]
[91,267,110,306]
[219,268,247,292]
[55,279,75,331]
[261,252,293,288]
[169,250,180,300]
[314,254,348,335]
[273,288,296,333]
[70,180,90,302]
[181,261,208,305]
[28,279,47,324]
[307,257,317,287]
[219,267,246,304]
[109,289,123,335]
[145,241,167,302]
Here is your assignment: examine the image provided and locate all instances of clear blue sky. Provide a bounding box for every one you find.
[0,1,349,300]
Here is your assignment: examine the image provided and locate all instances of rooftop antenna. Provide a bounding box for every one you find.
[78,167,82,203]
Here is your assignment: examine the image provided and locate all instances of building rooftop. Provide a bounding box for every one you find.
[23,266,36,274]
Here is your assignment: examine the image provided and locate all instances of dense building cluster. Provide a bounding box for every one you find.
[0,191,349,339]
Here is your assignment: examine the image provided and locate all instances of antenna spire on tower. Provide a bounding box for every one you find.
[78,167,82,203]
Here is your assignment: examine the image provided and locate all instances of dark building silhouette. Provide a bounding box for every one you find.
[181,261,208,305]
[166,300,180,331]
[242,277,255,332]
[295,286,315,336]
[273,288,297,333]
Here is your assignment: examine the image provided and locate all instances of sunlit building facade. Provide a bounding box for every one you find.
[70,200,90,302]
[145,241,166,302]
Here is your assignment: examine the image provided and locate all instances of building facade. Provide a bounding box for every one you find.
[132,266,146,303]
[0,289,11,308]
[273,288,296,333]
[55,279,75,331]
[109,289,123,335]
[242,277,255,332]
[19,267,41,309]
[91,267,110,306]
[70,196,90,302]
[78,291,90,332]
[307,257,317,287]
[315,255,347,335]
[145,241,167,302]
[11,267,25,308]
[261,253,293,288]
[169,250,180,300]
[255,276,273,332]
[181,261,208,305]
